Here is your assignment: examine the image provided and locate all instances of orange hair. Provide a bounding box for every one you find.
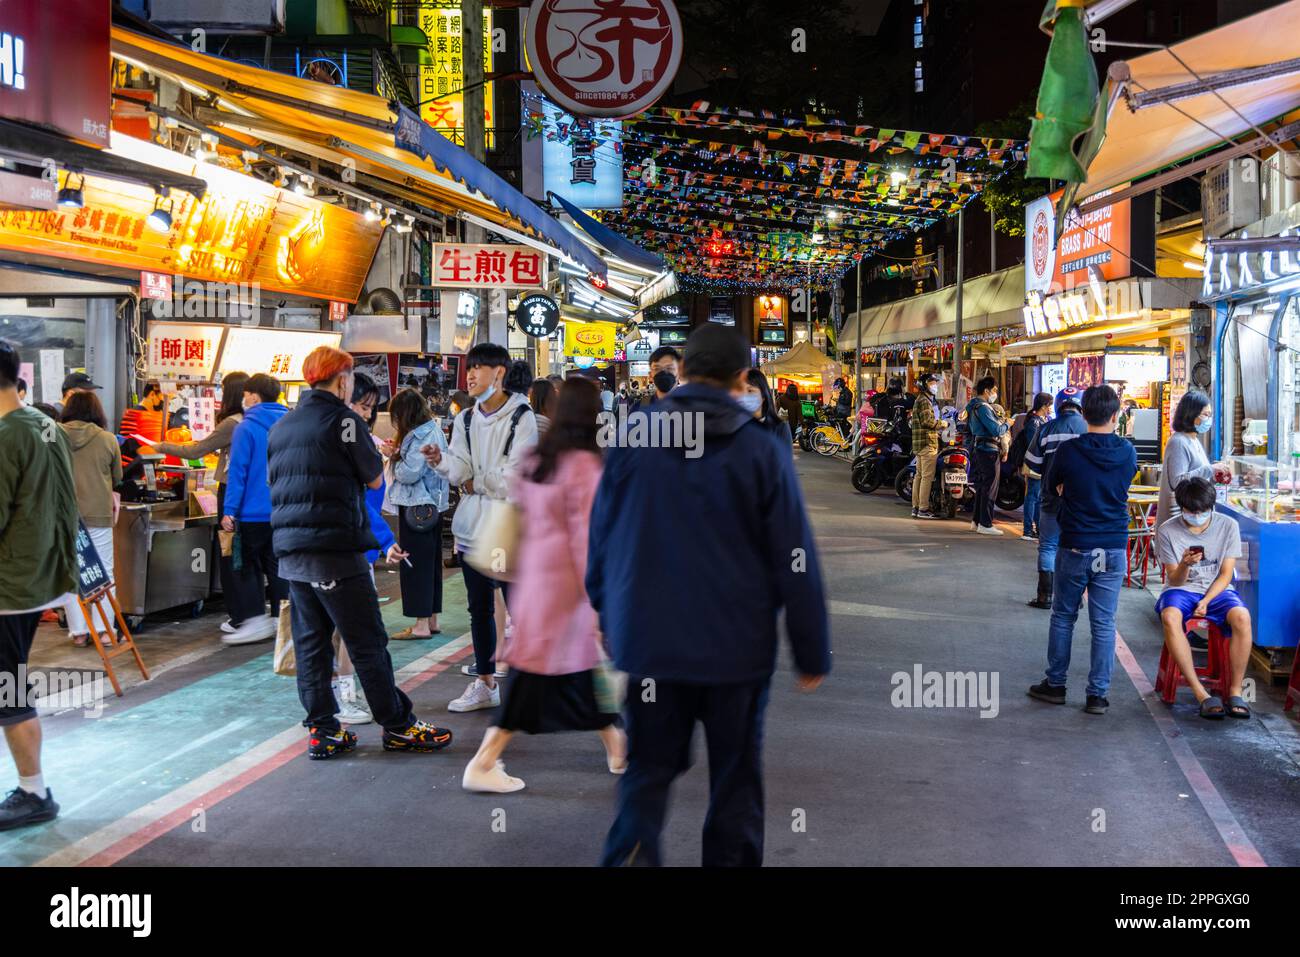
[302,345,353,387]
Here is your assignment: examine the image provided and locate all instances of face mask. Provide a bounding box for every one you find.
[652,370,676,394]
[1183,510,1211,527]
[927,382,939,395]
[1195,416,1213,434]
[737,393,762,414]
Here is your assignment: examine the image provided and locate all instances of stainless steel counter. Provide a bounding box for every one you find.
[114,501,217,623]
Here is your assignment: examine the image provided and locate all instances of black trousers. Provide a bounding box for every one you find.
[232,520,287,619]
[398,506,443,619]
[288,573,414,734]
[215,484,249,625]
[462,561,509,676]
[971,448,1000,529]
[602,677,771,867]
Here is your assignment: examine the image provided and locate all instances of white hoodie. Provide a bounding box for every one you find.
[435,391,538,549]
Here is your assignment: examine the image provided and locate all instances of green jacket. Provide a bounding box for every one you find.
[0,407,79,611]
[910,392,941,454]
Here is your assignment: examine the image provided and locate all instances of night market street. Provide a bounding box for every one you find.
[4,452,1296,868]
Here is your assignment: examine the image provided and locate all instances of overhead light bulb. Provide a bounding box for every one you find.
[890,169,908,186]
[58,173,85,209]
[294,174,315,197]
[147,191,173,233]
[365,202,381,222]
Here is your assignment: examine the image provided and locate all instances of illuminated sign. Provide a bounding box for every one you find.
[563,319,617,358]
[756,294,785,322]
[406,2,494,149]
[215,328,343,382]
[515,292,560,338]
[539,95,623,209]
[1202,231,1300,300]
[0,134,384,303]
[1025,188,1135,296]
[146,323,225,380]
[1104,350,1168,382]
[431,243,546,288]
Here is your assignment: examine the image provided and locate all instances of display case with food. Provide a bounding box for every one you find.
[1220,455,1298,523]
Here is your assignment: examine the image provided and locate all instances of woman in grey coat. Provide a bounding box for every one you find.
[1156,390,1215,528]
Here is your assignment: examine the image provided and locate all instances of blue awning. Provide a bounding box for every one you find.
[548,192,666,273]
[393,106,606,277]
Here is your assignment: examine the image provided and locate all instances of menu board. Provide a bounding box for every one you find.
[215,329,342,383]
[147,323,225,380]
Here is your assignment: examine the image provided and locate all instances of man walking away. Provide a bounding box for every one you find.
[268,346,452,759]
[910,372,943,519]
[0,340,78,829]
[1023,388,1086,609]
[589,324,831,867]
[1028,385,1137,715]
[964,377,1007,536]
[1008,392,1053,541]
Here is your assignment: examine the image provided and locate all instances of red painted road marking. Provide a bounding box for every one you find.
[1113,630,1267,867]
[76,643,474,868]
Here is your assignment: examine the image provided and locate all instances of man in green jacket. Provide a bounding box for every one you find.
[0,340,78,831]
[910,372,943,519]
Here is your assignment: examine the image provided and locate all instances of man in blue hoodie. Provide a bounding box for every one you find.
[1023,387,1087,609]
[964,376,1008,536]
[221,373,289,646]
[588,324,831,867]
[1029,385,1137,715]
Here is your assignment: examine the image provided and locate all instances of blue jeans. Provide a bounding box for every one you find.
[1037,505,1060,573]
[1046,547,1126,698]
[1023,478,1041,536]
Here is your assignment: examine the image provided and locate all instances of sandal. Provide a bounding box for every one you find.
[71,633,90,648]
[1226,696,1251,719]
[1198,695,1226,720]
[391,627,432,640]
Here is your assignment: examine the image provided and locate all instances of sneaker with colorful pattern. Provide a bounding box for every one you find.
[307,726,358,760]
[382,719,454,752]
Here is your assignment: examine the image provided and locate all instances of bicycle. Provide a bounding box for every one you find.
[808,408,855,457]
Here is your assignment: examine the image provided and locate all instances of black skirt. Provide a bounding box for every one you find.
[397,505,443,618]
[497,669,619,735]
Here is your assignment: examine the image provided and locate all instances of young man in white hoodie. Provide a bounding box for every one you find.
[422,344,537,712]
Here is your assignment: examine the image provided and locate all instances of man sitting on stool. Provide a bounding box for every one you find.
[1154,476,1252,720]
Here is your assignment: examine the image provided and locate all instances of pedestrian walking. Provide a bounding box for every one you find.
[1157,390,1215,528]
[631,347,680,413]
[777,382,805,443]
[386,388,449,640]
[739,368,790,444]
[421,342,539,710]
[221,373,288,645]
[0,339,78,830]
[1028,385,1137,715]
[588,324,831,867]
[910,372,943,519]
[267,345,452,759]
[1023,387,1087,609]
[964,376,1008,536]
[461,377,626,793]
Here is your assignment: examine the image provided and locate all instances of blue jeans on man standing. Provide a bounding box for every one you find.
[1046,547,1125,697]
[1022,477,1041,536]
[1037,505,1060,573]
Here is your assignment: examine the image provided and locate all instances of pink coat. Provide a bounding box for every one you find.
[500,450,603,676]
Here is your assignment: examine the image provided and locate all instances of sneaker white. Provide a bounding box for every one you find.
[975,525,1004,536]
[1021,533,1037,541]
[970,521,978,531]
[220,619,237,634]
[448,678,500,713]
[222,614,276,645]
[462,758,524,793]
[333,676,372,725]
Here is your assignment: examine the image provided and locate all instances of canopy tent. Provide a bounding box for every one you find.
[110,27,606,276]
[759,341,847,378]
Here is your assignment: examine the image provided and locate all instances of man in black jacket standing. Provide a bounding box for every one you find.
[268,346,453,759]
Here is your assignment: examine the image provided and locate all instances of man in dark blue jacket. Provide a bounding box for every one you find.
[587,324,831,867]
[964,377,1008,535]
[1029,385,1137,715]
[1023,387,1087,608]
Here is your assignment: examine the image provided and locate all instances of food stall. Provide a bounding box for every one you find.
[759,341,848,405]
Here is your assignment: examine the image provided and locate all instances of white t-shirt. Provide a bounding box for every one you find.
[1155,513,1242,594]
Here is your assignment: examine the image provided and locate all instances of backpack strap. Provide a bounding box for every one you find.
[502,404,529,458]
[461,408,473,456]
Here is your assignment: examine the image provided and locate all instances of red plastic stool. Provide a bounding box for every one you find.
[1155,617,1230,704]
[1285,646,1300,713]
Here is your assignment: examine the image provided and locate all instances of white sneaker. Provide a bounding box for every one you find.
[333,676,372,725]
[220,619,237,634]
[222,614,276,645]
[970,521,978,530]
[462,758,525,793]
[448,678,500,713]
[975,525,1004,536]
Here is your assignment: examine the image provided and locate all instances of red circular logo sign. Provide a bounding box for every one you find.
[526,0,683,119]
[1031,208,1051,280]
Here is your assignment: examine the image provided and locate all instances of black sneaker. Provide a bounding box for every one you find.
[308,727,357,760]
[1084,695,1110,715]
[461,663,508,678]
[1027,680,1066,705]
[382,719,454,752]
[0,787,59,831]
[916,509,939,519]
[911,508,919,518]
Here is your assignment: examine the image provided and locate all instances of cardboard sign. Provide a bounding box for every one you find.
[189,396,216,440]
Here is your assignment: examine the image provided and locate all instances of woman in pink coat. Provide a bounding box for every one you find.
[462,377,626,793]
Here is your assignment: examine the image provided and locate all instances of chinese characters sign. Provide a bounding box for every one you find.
[432,243,546,289]
[189,396,216,441]
[1024,188,1134,296]
[525,0,683,119]
[563,319,617,359]
[215,329,343,383]
[539,95,623,209]
[515,293,560,338]
[404,2,494,149]
[146,323,224,380]
[74,521,111,599]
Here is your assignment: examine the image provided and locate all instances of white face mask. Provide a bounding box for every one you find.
[736,393,762,414]
[1182,510,1212,528]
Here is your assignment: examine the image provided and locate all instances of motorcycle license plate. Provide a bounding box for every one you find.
[944,473,966,485]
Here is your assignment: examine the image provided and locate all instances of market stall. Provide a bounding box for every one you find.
[759,341,848,404]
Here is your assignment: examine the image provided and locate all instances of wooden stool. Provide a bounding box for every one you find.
[1155,617,1229,705]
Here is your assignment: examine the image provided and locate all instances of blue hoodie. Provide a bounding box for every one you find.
[364,480,395,565]
[585,383,831,685]
[964,396,1007,452]
[1045,432,1138,551]
[224,401,288,523]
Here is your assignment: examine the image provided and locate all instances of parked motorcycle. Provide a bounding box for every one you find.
[894,443,970,518]
[851,417,912,493]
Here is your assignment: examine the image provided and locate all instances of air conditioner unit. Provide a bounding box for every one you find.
[1261,151,1300,218]
[1202,158,1260,239]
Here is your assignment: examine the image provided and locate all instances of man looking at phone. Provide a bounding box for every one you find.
[1154,477,1252,720]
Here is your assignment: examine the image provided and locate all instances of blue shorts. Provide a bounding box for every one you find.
[1155,588,1247,635]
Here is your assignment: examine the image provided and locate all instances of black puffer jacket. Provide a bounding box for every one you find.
[267,388,382,558]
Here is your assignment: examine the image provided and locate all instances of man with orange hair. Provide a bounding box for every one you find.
[267,345,453,759]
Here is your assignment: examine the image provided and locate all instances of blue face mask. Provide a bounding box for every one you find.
[1183,510,1212,527]
[1195,416,1213,434]
[737,393,763,414]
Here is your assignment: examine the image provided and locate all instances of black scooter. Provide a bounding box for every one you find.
[851,418,912,493]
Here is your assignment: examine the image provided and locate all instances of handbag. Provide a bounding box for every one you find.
[464,497,522,581]
[404,503,440,533]
[272,602,296,676]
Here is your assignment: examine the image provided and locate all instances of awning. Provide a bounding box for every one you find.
[548,192,666,274]
[759,341,846,377]
[0,118,206,200]
[110,27,606,276]
[1003,308,1192,353]
[1075,0,1300,201]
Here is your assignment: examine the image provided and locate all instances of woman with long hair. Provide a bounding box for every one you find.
[60,392,123,647]
[1158,390,1215,528]
[461,376,625,793]
[528,377,558,437]
[777,381,805,443]
[386,388,449,639]
[739,368,788,440]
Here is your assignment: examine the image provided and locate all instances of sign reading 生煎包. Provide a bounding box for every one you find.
[432,243,546,289]
[564,320,617,359]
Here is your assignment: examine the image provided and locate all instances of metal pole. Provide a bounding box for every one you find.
[852,258,863,456]
[806,264,813,345]
[952,209,964,400]
[990,204,996,273]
